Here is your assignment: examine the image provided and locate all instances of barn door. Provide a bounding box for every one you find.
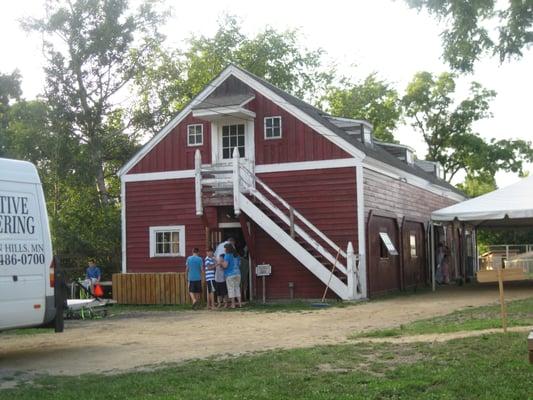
[402,221,426,289]
[367,215,401,296]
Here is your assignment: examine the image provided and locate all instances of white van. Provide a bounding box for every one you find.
[0,158,57,330]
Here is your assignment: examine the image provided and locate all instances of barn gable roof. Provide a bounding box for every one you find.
[118,64,464,198]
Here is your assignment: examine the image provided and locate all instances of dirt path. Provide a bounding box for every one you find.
[1,285,532,376]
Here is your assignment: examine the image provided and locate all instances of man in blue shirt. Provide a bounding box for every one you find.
[83,258,101,295]
[186,248,203,309]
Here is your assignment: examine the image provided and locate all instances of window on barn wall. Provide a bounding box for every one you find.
[410,233,417,258]
[379,232,398,258]
[222,124,245,159]
[187,124,203,146]
[149,226,185,257]
[264,116,282,139]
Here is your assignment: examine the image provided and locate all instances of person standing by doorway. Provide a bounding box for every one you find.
[186,248,203,309]
[215,237,236,258]
[204,249,216,310]
[221,243,242,308]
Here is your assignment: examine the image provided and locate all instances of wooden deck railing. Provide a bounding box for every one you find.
[112,273,193,305]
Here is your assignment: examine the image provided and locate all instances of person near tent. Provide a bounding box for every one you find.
[436,242,445,284]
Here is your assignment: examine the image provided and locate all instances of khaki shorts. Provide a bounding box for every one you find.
[226,274,241,299]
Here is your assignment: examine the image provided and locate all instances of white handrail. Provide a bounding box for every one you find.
[249,188,347,275]
[240,165,347,260]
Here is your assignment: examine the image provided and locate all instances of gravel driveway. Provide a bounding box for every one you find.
[1,284,531,377]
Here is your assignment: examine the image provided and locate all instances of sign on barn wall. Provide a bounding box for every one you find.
[256,264,272,276]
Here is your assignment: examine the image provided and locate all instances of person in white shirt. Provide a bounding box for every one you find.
[214,237,236,258]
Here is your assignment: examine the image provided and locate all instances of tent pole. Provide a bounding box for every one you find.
[431,222,435,291]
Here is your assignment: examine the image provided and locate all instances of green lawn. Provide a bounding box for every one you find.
[354,297,533,339]
[1,333,531,399]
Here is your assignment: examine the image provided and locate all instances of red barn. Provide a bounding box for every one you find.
[118,64,466,300]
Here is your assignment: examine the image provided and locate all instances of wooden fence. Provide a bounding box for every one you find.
[112,273,193,305]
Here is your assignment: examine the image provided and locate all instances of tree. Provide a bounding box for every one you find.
[0,70,23,156]
[132,15,334,133]
[24,0,166,204]
[406,0,533,72]
[402,71,533,182]
[324,74,401,142]
[456,172,497,198]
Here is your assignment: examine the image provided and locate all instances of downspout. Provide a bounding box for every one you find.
[356,163,367,299]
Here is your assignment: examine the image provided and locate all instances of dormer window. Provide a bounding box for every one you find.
[264,116,282,139]
[362,126,373,146]
[405,150,414,165]
[187,124,203,146]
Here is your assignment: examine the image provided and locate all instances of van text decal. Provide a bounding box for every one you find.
[0,195,36,235]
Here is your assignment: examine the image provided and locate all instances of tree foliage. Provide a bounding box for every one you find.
[324,74,401,142]
[406,0,533,72]
[0,71,23,156]
[23,0,165,204]
[132,15,334,133]
[402,71,533,182]
[3,0,167,276]
[456,172,497,198]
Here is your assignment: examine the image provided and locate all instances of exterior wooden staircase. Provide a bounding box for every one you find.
[195,149,362,300]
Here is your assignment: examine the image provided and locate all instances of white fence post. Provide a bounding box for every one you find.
[233,147,241,216]
[346,241,358,300]
[194,149,203,216]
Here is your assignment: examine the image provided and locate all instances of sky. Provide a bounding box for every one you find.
[1,0,532,187]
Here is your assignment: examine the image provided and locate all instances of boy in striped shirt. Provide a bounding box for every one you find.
[204,249,216,310]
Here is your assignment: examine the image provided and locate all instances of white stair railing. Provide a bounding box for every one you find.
[195,147,362,299]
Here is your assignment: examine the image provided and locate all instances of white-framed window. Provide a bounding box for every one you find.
[149,225,185,257]
[187,124,203,146]
[410,233,417,258]
[264,116,282,139]
[222,124,245,159]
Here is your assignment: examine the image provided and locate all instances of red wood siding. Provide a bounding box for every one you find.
[247,92,350,164]
[363,168,459,295]
[251,167,357,299]
[125,179,205,272]
[363,168,458,222]
[129,114,211,174]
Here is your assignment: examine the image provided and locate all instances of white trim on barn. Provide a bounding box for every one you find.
[121,182,127,273]
[117,67,236,177]
[218,222,241,228]
[363,157,466,202]
[118,65,366,177]
[148,225,186,258]
[355,164,367,298]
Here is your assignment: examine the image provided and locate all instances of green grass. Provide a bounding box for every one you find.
[1,333,531,399]
[0,327,53,336]
[354,297,533,338]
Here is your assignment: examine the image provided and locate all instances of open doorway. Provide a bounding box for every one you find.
[211,224,251,301]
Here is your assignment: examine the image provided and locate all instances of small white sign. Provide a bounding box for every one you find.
[256,264,272,276]
[379,232,399,256]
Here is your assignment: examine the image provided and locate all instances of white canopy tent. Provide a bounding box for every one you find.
[432,175,533,227]
[429,175,533,290]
